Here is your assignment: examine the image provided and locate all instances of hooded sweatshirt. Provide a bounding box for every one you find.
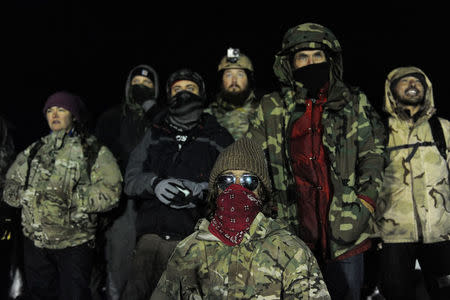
[375,66,450,244]
[95,64,161,172]
[246,23,386,260]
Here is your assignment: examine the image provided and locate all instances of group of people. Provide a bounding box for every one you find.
[0,22,449,300]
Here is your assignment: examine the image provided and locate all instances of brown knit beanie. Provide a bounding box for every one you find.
[209,137,272,194]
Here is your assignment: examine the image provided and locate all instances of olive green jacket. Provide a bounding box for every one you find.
[246,23,386,259]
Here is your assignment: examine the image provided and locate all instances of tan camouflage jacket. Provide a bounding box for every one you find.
[374,66,450,244]
[3,130,122,249]
[246,23,386,259]
[152,212,330,300]
[204,91,259,140]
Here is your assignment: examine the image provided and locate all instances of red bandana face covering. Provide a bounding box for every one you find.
[208,184,262,246]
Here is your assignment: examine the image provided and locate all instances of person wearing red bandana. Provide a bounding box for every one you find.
[151,138,330,300]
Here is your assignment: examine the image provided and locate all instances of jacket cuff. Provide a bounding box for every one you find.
[357,194,375,214]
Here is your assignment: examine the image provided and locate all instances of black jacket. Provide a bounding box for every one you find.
[124,113,233,239]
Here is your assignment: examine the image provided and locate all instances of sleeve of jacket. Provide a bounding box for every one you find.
[283,242,331,299]
[245,100,269,152]
[74,145,122,213]
[2,147,32,208]
[355,93,387,212]
[124,130,159,198]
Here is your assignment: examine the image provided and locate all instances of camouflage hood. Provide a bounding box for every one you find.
[384,66,435,121]
[123,64,159,117]
[273,22,345,103]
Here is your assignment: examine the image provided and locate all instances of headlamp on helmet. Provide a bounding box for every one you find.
[227,47,240,63]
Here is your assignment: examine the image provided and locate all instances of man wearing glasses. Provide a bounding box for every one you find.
[151,138,330,300]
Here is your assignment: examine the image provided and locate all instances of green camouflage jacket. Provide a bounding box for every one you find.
[152,212,330,300]
[3,130,122,249]
[246,23,386,259]
[374,66,450,244]
[204,91,259,140]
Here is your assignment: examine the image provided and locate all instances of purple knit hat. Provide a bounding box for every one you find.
[43,91,86,122]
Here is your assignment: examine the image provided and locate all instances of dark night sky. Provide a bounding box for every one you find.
[4,1,449,151]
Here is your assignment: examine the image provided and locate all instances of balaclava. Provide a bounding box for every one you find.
[208,138,272,246]
[129,66,157,109]
[293,59,330,98]
[165,69,206,131]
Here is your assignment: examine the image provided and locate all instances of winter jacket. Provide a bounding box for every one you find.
[152,212,330,300]
[374,66,450,244]
[204,91,259,140]
[95,64,161,172]
[2,130,122,249]
[246,23,386,259]
[94,65,161,299]
[124,113,234,239]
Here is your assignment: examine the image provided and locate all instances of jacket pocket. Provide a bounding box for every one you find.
[328,187,371,245]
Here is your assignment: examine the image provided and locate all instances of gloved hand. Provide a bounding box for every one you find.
[180,180,208,200]
[153,178,185,205]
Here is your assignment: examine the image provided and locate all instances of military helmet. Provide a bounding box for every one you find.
[218,48,254,73]
[278,22,342,56]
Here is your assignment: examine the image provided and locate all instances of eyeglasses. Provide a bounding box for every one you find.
[216,174,260,191]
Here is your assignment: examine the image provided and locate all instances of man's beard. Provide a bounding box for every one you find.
[397,87,424,106]
[219,84,251,106]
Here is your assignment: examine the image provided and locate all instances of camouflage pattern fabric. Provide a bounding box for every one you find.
[3,130,122,249]
[374,66,450,243]
[153,212,330,299]
[246,23,386,259]
[204,91,259,140]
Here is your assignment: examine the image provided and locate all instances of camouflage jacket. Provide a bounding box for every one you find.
[374,66,450,244]
[204,91,259,140]
[152,212,330,300]
[246,23,386,259]
[3,130,122,249]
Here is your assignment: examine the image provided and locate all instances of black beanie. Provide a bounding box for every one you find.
[166,68,206,100]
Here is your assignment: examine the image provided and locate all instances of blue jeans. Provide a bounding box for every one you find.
[322,253,364,300]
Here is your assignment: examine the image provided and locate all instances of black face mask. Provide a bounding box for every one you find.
[167,91,204,131]
[131,85,155,104]
[293,62,330,98]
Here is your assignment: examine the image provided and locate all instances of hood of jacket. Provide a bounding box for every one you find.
[123,64,160,117]
[273,23,350,110]
[384,66,435,122]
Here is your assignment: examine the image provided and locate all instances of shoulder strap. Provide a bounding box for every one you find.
[24,139,44,189]
[429,115,447,160]
[83,138,102,175]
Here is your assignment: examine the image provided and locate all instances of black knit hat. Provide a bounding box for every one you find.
[209,137,272,194]
[166,68,206,100]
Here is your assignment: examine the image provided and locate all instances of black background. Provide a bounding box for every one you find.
[4,1,449,151]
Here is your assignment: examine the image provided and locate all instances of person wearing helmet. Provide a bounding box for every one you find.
[246,23,386,300]
[151,138,331,299]
[121,69,234,300]
[204,48,260,140]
